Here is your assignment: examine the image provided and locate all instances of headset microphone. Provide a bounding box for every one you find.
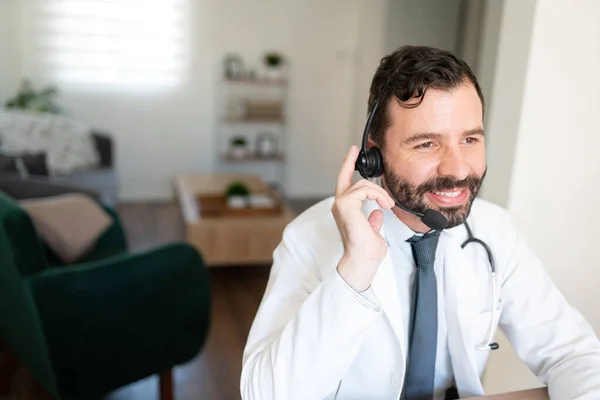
[354,99,449,231]
[393,202,448,231]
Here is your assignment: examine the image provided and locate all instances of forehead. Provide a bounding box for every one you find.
[386,83,483,138]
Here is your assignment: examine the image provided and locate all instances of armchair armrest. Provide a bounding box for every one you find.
[92,204,128,255]
[27,242,210,399]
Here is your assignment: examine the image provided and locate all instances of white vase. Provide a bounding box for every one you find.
[228,195,248,209]
[264,66,283,81]
[230,146,247,159]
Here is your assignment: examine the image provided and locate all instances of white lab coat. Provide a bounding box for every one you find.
[240,197,600,400]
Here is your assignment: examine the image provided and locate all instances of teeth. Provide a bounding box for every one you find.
[434,190,462,197]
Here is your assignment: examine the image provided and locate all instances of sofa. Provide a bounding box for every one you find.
[0,190,211,399]
[50,131,118,205]
[0,131,118,205]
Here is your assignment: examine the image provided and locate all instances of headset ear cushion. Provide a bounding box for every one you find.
[355,150,368,179]
[365,146,383,178]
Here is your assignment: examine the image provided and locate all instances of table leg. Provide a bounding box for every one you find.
[159,369,173,400]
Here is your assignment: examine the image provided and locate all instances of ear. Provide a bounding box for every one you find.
[366,138,378,149]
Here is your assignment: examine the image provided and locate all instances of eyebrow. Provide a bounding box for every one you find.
[403,128,485,145]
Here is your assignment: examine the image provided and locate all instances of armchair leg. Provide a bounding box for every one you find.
[159,370,173,400]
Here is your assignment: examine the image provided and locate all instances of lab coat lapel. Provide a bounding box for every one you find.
[443,231,484,397]
[362,200,407,366]
[371,248,406,360]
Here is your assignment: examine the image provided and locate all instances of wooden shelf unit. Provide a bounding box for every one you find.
[222,153,285,162]
[223,117,285,124]
[224,77,288,86]
[216,67,289,193]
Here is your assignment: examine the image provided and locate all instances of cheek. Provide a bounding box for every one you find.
[468,146,487,175]
[400,157,440,184]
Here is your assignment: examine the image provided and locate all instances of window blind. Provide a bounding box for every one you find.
[25,0,188,89]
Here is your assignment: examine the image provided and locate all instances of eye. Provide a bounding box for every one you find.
[464,137,479,144]
[417,141,434,149]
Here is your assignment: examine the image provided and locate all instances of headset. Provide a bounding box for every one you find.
[355,94,500,351]
[354,98,449,231]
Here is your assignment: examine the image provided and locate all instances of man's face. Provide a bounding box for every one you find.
[378,82,486,229]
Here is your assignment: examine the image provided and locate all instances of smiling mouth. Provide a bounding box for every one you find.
[426,188,469,206]
[433,190,463,197]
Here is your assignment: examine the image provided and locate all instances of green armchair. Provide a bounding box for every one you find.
[0,191,211,400]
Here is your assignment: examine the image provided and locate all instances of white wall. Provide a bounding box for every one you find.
[2,0,465,201]
[475,0,505,122]
[384,0,462,56]
[481,0,600,393]
[454,0,485,72]
[350,0,463,148]
[10,0,365,200]
[348,0,389,149]
[0,0,22,104]
[478,0,537,208]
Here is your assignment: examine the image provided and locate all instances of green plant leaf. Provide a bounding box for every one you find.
[225,181,250,197]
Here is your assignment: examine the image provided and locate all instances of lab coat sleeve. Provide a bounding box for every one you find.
[498,230,600,399]
[240,226,382,400]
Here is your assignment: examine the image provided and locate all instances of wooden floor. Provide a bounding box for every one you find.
[104,199,319,399]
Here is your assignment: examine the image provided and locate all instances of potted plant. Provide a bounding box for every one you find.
[263,51,285,80]
[225,181,250,208]
[5,79,62,113]
[230,135,248,159]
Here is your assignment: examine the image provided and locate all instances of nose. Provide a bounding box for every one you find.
[437,145,470,181]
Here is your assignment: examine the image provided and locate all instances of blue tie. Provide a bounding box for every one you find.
[402,231,440,400]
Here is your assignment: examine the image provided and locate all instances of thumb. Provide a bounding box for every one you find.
[368,209,384,233]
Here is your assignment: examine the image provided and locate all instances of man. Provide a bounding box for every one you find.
[240,46,600,400]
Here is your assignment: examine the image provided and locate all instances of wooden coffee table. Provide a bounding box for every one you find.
[173,173,296,267]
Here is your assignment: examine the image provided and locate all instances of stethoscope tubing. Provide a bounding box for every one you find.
[461,221,499,351]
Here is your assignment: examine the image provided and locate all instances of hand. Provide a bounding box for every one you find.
[332,145,395,292]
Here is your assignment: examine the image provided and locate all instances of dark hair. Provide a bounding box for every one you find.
[367,45,485,146]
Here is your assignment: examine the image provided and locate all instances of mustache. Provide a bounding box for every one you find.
[415,174,484,197]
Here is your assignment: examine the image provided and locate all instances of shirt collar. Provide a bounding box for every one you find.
[381,207,419,243]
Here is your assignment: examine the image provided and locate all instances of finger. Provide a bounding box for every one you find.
[368,209,384,233]
[344,186,394,210]
[336,145,359,197]
[347,179,395,208]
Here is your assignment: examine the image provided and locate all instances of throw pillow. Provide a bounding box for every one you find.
[19,193,113,264]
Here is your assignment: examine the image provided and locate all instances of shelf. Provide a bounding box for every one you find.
[224,77,287,86]
[223,117,285,124]
[222,153,285,162]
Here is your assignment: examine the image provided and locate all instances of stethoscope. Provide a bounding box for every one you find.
[461,221,500,351]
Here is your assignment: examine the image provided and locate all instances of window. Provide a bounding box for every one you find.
[25,0,189,90]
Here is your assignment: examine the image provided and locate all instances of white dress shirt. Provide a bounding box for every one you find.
[348,208,455,400]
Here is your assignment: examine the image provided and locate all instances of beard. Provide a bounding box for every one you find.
[383,164,487,229]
